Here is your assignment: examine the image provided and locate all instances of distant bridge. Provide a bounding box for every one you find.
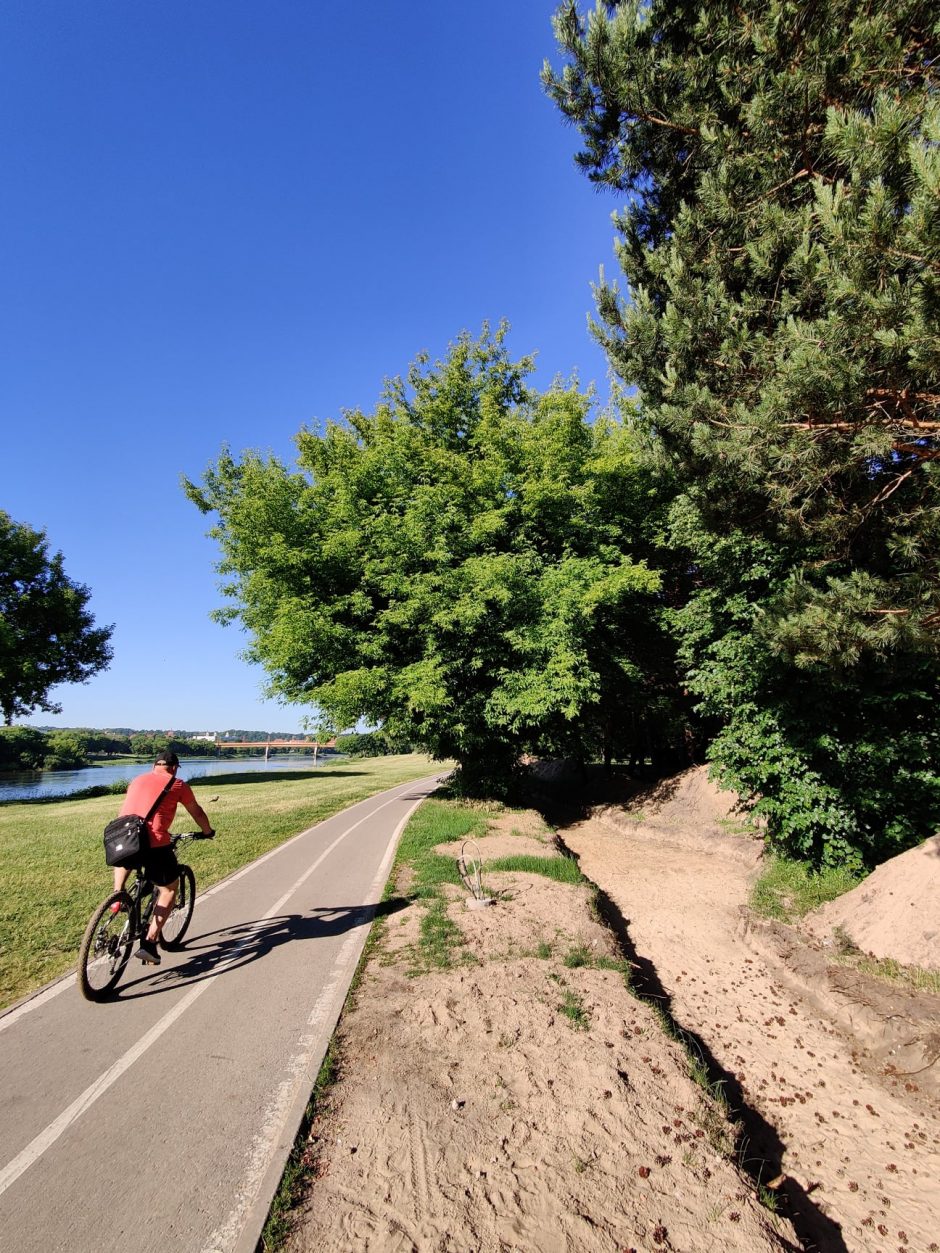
[217,738,337,761]
[219,739,336,750]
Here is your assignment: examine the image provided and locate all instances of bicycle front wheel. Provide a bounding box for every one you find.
[78,891,134,1000]
[160,865,196,949]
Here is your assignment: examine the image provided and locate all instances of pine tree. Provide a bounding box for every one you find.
[545,1,940,863]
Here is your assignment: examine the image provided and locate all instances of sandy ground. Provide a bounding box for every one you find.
[285,780,940,1252]
[286,810,796,1252]
[563,770,940,1253]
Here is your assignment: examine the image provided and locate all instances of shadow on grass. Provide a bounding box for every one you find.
[109,896,412,1003]
[186,769,367,787]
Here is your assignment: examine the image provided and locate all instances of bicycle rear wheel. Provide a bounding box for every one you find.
[160,865,195,949]
[78,891,134,1000]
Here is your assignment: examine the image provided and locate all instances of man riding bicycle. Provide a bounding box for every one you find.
[112,749,214,964]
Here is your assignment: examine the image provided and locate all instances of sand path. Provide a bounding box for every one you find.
[560,777,940,1253]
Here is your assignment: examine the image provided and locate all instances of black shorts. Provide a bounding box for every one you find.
[137,845,180,887]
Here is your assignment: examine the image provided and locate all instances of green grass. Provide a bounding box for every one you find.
[414,899,469,972]
[848,955,940,996]
[557,987,590,1030]
[0,754,443,1009]
[384,797,497,972]
[830,929,940,996]
[487,853,584,884]
[750,855,862,923]
[393,798,490,896]
[383,806,587,973]
[563,943,592,968]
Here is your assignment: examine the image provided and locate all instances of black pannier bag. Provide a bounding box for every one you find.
[103,814,148,867]
[102,776,174,868]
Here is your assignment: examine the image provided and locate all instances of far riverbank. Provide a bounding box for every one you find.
[0,753,339,803]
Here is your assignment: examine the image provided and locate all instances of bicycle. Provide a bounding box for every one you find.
[78,832,214,1001]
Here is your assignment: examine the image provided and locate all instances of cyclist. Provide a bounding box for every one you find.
[112,749,214,964]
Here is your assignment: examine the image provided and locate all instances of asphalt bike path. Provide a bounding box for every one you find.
[0,774,443,1253]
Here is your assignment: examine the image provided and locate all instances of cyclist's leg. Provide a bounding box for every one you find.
[147,880,179,942]
[143,847,182,942]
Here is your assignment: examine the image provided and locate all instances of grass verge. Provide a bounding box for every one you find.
[261,1038,339,1250]
[390,802,588,972]
[487,852,584,884]
[390,796,494,973]
[260,791,486,1247]
[829,926,940,996]
[749,855,861,923]
[0,754,443,1009]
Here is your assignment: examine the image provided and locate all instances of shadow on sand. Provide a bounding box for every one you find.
[535,777,846,1253]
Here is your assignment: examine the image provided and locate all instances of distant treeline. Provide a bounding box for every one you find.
[31,726,307,742]
[0,727,220,772]
[1,725,410,773]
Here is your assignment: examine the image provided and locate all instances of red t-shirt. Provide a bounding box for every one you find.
[120,770,197,848]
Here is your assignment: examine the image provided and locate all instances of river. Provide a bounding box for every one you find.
[0,755,336,803]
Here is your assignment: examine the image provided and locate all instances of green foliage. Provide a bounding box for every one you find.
[187,325,681,794]
[335,731,395,757]
[42,730,90,771]
[0,511,113,725]
[0,725,48,771]
[668,498,940,865]
[546,0,940,863]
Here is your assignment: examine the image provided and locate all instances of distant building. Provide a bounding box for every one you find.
[192,732,217,743]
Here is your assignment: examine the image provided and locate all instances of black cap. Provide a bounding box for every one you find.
[155,749,180,769]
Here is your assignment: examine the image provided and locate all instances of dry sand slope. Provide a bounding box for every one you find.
[287,811,796,1252]
[563,769,940,1253]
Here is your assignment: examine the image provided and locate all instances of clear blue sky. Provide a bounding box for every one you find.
[1,0,618,733]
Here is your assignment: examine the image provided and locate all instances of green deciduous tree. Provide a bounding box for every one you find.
[0,512,113,726]
[546,0,940,862]
[42,730,90,771]
[187,327,679,793]
[0,725,49,771]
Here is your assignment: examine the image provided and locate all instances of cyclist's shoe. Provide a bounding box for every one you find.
[136,939,161,965]
[109,901,125,914]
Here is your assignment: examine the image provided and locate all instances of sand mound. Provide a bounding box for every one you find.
[595,765,763,867]
[805,834,940,970]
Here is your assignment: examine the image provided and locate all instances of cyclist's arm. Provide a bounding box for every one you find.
[183,796,214,836]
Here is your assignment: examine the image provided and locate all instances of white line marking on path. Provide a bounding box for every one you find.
[201,792,427,1253]
[0,781,437,1199]
[0,777,434,1036]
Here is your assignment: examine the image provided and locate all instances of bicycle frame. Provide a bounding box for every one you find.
[79,832,211,1001]
[128,873,157,945]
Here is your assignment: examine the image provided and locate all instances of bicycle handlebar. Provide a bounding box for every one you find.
[170,831,216,846]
